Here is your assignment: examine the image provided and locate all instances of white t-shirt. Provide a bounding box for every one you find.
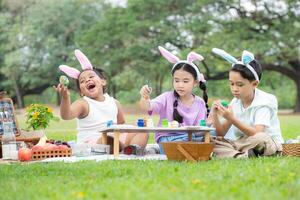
[224,89,284,144]
[76,94,118,143]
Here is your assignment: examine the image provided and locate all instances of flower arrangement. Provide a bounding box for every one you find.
[26,104,59,130]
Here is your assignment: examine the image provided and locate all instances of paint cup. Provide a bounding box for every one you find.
[161,119,168,128]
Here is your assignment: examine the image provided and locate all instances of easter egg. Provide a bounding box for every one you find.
[59,75,69,86]
[220,100,229,108]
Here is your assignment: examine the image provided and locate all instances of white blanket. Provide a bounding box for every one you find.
[38,154,167,163]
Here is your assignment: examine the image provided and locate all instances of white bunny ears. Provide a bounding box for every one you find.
[212,48,259,81]
[158,46,206,82]
[59,49,93,79]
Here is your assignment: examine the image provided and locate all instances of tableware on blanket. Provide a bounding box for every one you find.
[72,144,91,157]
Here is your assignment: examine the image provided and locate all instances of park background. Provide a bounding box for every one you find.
[0,0,299,113]
[0,0,299,200]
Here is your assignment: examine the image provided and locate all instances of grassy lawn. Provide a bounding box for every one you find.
[0,114,299,200]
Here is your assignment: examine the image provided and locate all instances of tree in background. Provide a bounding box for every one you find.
[0,0,103,107]
[0,0,299,112]
[187,0,300,112]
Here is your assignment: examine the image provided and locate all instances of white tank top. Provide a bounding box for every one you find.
[77,94,118,143]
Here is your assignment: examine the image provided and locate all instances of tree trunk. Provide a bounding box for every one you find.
[295,79,300,113]
[11,75,23,108]
[154,75,160,96]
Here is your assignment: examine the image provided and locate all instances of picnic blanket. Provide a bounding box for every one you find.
[37,154,167,163]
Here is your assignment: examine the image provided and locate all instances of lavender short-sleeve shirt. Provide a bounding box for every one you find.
[149,91,207,142]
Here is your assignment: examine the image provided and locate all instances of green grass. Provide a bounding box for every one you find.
[1,114,299,200]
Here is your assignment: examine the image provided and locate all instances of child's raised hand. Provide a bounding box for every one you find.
[140,85,152,100]
[211,100,221,114]
[53,83,69,99]
[214,102,233,121]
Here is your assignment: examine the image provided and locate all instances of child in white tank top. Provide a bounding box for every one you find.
[54,49,148,152]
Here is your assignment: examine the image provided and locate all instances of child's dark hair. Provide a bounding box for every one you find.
[231,60,262,81]
[171,63,209,123]
[76,68,107,93]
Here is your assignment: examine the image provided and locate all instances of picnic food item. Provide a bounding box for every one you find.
[31,135,47,150]
[18,147,32,161]
[59,75,69,87]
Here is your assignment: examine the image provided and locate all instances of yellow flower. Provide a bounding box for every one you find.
[26,104,59,130]
[32,111,39,119]
[47,107,52,113]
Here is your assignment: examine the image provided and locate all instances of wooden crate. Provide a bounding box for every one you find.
[31,149,72,160]
[162,141,214,162]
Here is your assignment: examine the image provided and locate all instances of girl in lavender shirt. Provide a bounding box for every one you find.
[139,46,210,154]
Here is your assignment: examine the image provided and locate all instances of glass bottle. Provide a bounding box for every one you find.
[1,110,17,160]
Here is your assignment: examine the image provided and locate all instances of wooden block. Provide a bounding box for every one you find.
[113,131,120,158]
[204,131,210,143]
[101,133,107,144]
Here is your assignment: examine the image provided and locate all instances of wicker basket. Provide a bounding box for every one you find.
[282,143,300,157]
[31,149,72,160]
[162,142,214,162]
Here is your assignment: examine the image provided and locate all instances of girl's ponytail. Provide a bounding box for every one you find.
[199,81,210,117]
[173,91,183,123]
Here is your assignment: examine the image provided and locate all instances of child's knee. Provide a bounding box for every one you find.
[248,132,269,143]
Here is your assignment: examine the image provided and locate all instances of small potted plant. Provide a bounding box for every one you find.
[26,104,59,131]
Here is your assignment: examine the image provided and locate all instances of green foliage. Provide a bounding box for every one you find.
[25,104,59,130]
[0,0,299,111]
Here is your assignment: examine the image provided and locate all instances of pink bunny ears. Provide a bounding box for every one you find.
[59,49,93,79]
[158,46,206,82]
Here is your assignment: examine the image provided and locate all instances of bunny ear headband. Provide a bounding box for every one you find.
[59,49,93,79]
[212,48,259,82]
[158,46,206,82]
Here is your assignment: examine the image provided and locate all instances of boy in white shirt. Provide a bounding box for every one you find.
[210,48,283,158]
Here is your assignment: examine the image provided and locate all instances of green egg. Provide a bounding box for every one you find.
[221,100,229,108]
[59,75,69,86]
